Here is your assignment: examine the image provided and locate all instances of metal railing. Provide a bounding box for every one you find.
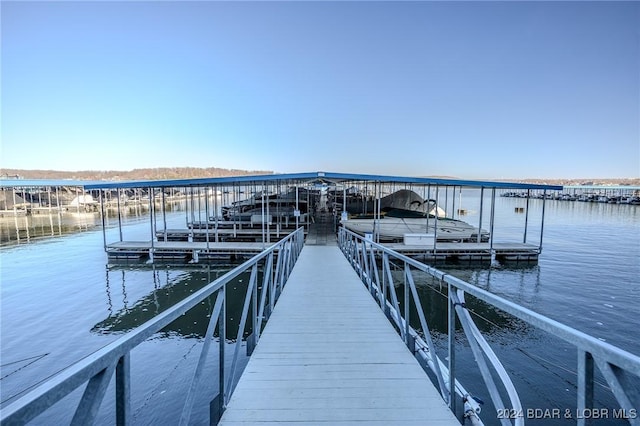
[1,227,305,426]
[338,227,640,426]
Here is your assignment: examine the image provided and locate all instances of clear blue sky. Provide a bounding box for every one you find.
[1,1,638,179]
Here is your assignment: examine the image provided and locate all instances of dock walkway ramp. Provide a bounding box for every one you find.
[219,245,460,425]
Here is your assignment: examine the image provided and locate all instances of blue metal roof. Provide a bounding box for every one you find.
[0,179,106,188]
[80,171,563,191]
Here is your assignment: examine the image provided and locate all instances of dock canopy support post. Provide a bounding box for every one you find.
[162,188,167,243]
[523,189,530,243]
[99,190,107,252]
[539,189,547,253]
[117,188,123,242]
[477,187,484,243]
[148,186,155,262]
[489,188,496,259]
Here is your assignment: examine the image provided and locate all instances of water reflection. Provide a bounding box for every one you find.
[388,268,533,339]
[0,201,190,245]
[93,264,258,340]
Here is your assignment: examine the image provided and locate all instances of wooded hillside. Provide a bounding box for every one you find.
[0,167,274,181]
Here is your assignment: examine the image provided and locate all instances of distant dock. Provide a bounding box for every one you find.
[502,185,640,204]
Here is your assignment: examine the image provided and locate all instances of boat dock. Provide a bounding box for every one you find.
[5,173,640,426]
[1,173,557,263]
[111,213,540,263]
[86,172,555,264]
[218,244,460,425]
[128,231,540,263]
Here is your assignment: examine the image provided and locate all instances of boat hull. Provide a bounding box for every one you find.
[341,217,489,242]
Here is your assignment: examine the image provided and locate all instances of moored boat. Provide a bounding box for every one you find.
[221,188,311,222]
[340,190,489,242]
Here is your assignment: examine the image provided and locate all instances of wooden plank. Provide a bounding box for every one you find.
[219,245,460,425]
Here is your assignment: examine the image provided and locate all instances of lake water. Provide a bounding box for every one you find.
[1,192,638,425]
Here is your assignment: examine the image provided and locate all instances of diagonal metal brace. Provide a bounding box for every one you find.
[595,357,640,426]
[71,363,117,426]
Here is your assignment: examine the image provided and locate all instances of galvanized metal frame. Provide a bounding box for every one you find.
[339,227,640,426]
[79,171,564,191]
[1,228,304,426]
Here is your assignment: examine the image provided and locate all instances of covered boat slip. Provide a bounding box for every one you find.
[218,244,460,426]
[83,171,562,263]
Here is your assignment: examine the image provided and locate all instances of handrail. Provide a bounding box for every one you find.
[1,227,305,426]
[338,227,640,426]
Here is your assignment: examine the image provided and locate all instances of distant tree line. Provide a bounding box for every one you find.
[1,168,637,186]
[0,167,274,181]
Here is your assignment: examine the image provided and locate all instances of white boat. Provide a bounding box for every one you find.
[342,210,489,242]
[340,190,489,242]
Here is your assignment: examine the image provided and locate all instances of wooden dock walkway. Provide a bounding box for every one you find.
[219,245,460,425]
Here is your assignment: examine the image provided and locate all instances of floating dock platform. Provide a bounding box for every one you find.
[387,241,540,263]
[156,227,299,243]
[108,222,539,264]
[107,241,271,262]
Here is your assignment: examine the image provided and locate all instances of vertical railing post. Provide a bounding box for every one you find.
[362,242,371,286]
[269,252,277,314]
[367,249,377,293]
[383,259,404,339]
[359,240,366,279]
[381,252,389,309]
[448,282,457,413]
[116,353,130,426]
[181,291,224,426]
[228,264,258,397]
[218,285,226,418]
[257,252,274,332]
[272,250,283,302]
[403,264,410,346]
[249,260,258,355]
[577,350,594,426]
